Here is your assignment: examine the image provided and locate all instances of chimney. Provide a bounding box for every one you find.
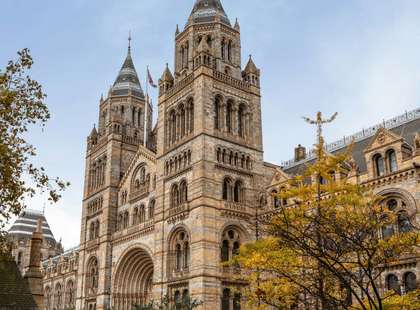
[24,219,44,310]
[294,144,306,162]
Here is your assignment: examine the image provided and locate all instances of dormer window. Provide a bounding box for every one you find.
[373,154,384,177]
[386,149,398,173]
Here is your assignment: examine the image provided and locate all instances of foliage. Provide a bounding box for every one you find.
[132,294,203,310]
[234,133,420,309]
[0,49,69,247]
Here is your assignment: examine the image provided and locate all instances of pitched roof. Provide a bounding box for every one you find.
[0,255,37,309]
[160,64,174,82]
[111,45,144,99]
[244,55,259,75]
[8,209,57,247]
[283,110,420,176]
[186,0,231,27]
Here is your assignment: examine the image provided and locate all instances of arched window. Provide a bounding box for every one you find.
[381,215,395,239]
[54,283,62,310]
[95,220,100,238]
[226,101,233,133]
[179,181,188,204]
[65,280,75,308]
[171,231,190,272]
[386,274,401,295]
[17,251,22,266]
[222,288,230,310]
[228,41,232,62]
[87,257,99,294]
[139,205,146,223]
[89,222,95,240]
[272,190,280,209]
[397,211,412,233]
[404,272,417,293]
[221,229,241,262]
[174,290,181,310]
[171,184,180,208]
[123,211,129,229]
[149,200,155,219]
[221,38,226,60]
[215,97,221,130]
[373,154,384,177]
[180,104,186,138]
[238,104,245,137]
[234,180,243,203]
[45,286,52,310]
[387,149,398,173]
[133,207,139,225]
[387,199,398,211]
[223,178,233,201]
[188,99,194,133]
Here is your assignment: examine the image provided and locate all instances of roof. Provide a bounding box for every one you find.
[111,45,144,99]
[283,109,420,176]
[186,0,231,27]
[160,64,174,82]
[8,209,57,247]
[244,55,259,75]
[0,255,37,309]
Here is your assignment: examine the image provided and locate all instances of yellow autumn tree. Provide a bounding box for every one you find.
[234,113,420,310]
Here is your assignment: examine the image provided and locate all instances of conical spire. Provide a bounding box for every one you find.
[244,55,259,75]
[160,63,174,82]
[111,35,144,99]
[186,0,231,27]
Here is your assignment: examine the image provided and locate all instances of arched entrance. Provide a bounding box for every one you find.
[112,247,154,310]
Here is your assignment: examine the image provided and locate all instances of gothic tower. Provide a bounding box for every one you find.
[77,41,152,310]
[154,0,263,307]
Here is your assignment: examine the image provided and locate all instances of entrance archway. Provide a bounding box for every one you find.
[112,247,154,309]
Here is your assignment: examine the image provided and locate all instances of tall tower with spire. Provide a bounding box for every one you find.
[77,37,153,310]
[154,0,263,308]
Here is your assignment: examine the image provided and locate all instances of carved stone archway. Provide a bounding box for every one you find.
[112,247,154,310]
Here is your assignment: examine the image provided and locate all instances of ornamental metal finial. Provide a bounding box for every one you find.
[128,31,132,53]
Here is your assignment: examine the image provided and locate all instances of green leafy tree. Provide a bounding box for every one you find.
[234,113,420,310]
[0,49,69,247]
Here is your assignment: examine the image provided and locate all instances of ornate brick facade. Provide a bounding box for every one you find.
[39,1,420,309]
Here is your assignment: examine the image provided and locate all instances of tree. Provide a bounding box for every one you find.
[234,112,420,310]
[0,49,69,247]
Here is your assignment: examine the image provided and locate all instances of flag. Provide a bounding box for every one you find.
[147,67,157,88]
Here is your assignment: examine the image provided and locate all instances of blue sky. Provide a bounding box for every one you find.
[2,0,420,248]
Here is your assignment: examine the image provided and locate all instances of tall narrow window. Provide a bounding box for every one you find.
[373,154,384,177]
[215,97,221,130]
[386,274,401,295]
[404,272,417,293]
[387,150,398,173]
[223,178,233,201]
[238,105,244,137]
[234,181,243,203]
[226,101,233,133]
[222,289,230,310]
[398,211,412,233]
[272,190,280,209]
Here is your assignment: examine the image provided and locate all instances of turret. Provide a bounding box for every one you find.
[242,55,260,87]
[159,63,174,95]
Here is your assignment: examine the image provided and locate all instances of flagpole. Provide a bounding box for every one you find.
[144,66,149,147]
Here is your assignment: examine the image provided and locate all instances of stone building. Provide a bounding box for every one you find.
[39,0,420,309]
[8,209,63,275]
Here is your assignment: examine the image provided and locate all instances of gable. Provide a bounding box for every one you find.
[364,127,403,154]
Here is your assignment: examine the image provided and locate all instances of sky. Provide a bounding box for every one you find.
[2,0,420,248]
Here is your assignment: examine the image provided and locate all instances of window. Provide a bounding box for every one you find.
[272,190,280,209]
[65,280,75,308]
[149,200,155,219]
[223,178,233,201]
[397,211,412,233]
[221,229,241,262]
[54,283,62,310]
[234,180,243,203]
[387,150,398,173]
[222,288,230,310]
[386,274,401,295]
[123,211,129,229]
[387,199,398,211]
[172,231,190,272]
[233,293,241,310]
[226,101,233,133]
[45,286,52,310]
[404,272,417,293]
[179,180,188,204]
[89,222,95,240]
[373,154,385,177]
[87,257,99,293]
[139,205,146,223]
[215,97,221,130]
[381,215,395,239]
[95,220,100,238]
[171,184,180,208]
[238,104,245,137]
[17,251,22,266]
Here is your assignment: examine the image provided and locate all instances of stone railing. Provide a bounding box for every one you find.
[165,73,195,97]
[213,71,251,92]
[169,203,190,217]
[129,185,149,201]
[282,108,420,169]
